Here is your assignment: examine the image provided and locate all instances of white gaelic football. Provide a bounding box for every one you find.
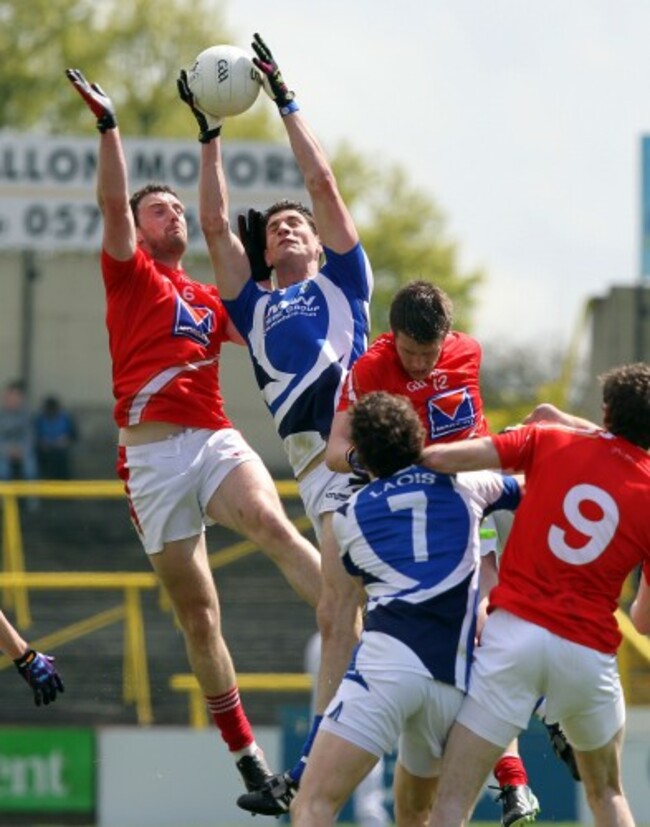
[187,44,261,118]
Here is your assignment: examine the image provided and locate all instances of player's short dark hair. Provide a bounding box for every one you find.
[262,199,317,244]
[129,184,180,226]
[389,280,453,344]
[351,391,425,478]
[600,362,650,449]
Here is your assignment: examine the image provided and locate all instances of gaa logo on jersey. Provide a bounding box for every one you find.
[427,387,476,440]
[173,298,215,345]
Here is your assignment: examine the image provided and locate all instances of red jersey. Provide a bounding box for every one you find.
[102,247,233,430]
[491,423,650,653]
[338,331,489,444]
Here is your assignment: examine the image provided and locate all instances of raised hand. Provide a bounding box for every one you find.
[251,33,298,115]
[65,68,117,133]
[177,69,223,144]
[14,649,65,706]
[238,209,272,282]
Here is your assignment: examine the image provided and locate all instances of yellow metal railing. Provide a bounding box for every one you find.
[0,479,301,627]
[0,571,157,724]
[0,479,304,725]
[0,480,127,627]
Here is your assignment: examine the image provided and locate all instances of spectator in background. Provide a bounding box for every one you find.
[0,380,38,482]
[34,395,78,479]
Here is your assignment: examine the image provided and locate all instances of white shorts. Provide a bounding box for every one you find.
[319,632,464,778]
[298,461,356,542]
[118,427,260,554]
[458,609,625,751]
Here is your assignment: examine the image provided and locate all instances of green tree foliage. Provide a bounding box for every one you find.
[479,340,564,431]
[332,142,483,337]
[0,0,277,140]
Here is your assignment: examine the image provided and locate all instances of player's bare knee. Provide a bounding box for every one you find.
[239,497,297,549]
[292,791,336,824]
[177,603,219,645]
[582,776,623,815]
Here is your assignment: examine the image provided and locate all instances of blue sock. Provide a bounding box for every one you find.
[288,715,323,783]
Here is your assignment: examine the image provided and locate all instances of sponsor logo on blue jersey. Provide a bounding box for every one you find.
[427,387,476,440]
[264,290,321,334]
[173,297,215,346]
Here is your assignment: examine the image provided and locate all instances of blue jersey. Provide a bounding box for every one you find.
[223,243,373,476]
[332,466,520,691]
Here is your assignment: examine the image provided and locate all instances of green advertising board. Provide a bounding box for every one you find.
[0,727,94,813]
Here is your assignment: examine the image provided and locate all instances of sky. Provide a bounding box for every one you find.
[224,0,650,348]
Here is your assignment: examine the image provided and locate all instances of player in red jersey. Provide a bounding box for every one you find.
[327,280,488,467]
[327,280,545,827]
[422,362,650,827]
[65,69,321,792]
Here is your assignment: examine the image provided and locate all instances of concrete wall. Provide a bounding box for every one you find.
[98,726,281,827]
[580,283,650,419]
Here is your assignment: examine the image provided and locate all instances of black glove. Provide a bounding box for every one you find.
[65,69,117,133]
[346,447,371,491]
[177,69,223,143]
[348,470,371,491]
[14,649,65,706]
[251,33,299,116]
[238,209,272,283]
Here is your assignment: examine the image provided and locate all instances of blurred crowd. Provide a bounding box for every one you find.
[0,379,78,482]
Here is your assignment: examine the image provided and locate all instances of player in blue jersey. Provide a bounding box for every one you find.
[291,391,521,827]
[178,33,373,815]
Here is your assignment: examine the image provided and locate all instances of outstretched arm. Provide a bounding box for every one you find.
[325,409,355,473]
[177,70,250,300]
[282,113,357,253]
[252,33,358,254]
[0,611,64,706]
[65,69,135,262]
[198,138,251,300]
[523,403,598,430]
[421,436,501,474]
[0,610,28,660]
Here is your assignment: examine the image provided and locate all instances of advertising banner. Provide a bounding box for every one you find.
[0,132,307,252]
[0,727,94,813]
